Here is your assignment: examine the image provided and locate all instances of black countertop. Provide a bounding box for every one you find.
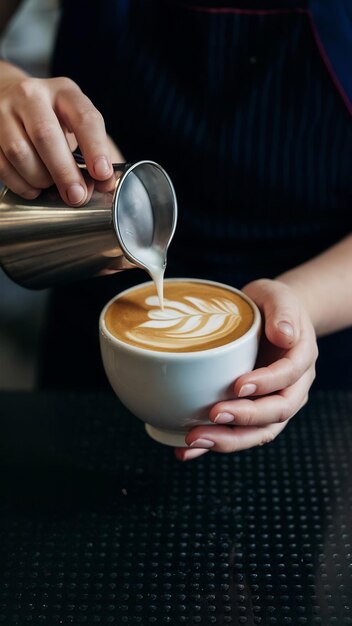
[0,391,351,625]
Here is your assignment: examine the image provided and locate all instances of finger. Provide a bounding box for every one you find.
[174,447,209,462]
[0,147,41,199]
[210,366,314,427]
[233,336,318,397]
[0,116,52,189]
[62,128,78,153]
[184,421,287,454]
[82,174,95,204]
[55,85,113,182]
[106,134,125,162]
[243,279,300,349]
[20,89,88,206]
[94,177,118,194]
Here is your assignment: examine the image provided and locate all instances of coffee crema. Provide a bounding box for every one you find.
[104,280,254,353]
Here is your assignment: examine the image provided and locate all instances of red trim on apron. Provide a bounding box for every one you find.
[171,2,352,116]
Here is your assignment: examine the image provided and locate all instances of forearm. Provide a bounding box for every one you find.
[277,233,352,337]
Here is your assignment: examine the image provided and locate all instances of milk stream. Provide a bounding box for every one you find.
[136,247,165,309]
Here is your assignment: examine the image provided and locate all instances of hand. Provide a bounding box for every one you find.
[0,70,118,205]
[175,278,318,461]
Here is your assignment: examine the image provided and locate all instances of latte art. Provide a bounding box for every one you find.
[126,295,242,349]
[104,280,254,353]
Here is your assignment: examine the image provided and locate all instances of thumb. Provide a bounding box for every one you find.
[243,279,300,349]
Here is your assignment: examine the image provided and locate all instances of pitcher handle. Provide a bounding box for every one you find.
[72,150,129,173]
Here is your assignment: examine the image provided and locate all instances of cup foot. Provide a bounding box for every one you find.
[145,424,187,447]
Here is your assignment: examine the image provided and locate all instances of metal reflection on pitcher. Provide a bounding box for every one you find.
[0,160,177,290]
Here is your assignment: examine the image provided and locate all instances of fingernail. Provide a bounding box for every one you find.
[278,321,294,337]
[180,448,208,461]
[23,188,41,200]
[189,438,215,449]
[214,412,234,424]
[94,156,111,177]
[67,183,86,204]
[238,383,257,397]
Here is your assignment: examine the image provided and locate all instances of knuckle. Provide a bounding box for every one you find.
[240,406,256,427]
[279,356,297,383]
[221,433,241,453]
[75,106,103,127]
[55,76,79,91]
[278,411,289,424]
[259,430,276,446]
[16,78,41,100]
[31,120,56,144]
[223,441,239,454]
[54,162,76,183]
[289,360,301,383]
[278,398,294,422]
[5,139,29,165]
[241,414,253,427]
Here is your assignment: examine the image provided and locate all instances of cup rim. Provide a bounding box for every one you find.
[99,277,261,358]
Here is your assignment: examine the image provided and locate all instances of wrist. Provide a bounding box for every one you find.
[275,272,322,334]
[0,60,28,82]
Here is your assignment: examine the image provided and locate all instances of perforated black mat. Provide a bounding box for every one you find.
[0,391,351,625]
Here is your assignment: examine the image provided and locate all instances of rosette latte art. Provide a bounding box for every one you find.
[105,281,254,352]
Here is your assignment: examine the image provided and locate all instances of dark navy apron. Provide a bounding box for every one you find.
[40,0,352,389]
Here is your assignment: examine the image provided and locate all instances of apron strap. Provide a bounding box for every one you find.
[308,0,352,114]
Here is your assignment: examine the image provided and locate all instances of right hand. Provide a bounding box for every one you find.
[175,279,318,461]
[0,70,117,205]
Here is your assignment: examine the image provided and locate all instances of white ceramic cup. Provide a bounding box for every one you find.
[99,278,261,447]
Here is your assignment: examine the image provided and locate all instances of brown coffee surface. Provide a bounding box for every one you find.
[104,280,254,352]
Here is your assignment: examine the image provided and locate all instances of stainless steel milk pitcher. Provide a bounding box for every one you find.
[0,160,177,289]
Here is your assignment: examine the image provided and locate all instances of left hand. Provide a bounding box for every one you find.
[175,278,318,461]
